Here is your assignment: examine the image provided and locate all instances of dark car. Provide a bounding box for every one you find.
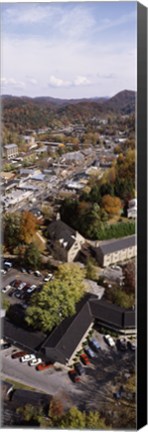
[21,268,27,273]
[84,346,97,358]
[89,338,100,352]
[10,280,16,287]
[68,369,80,383]
[14,290,22,299]
[11,351,27,359]
[8,289,14,297]
[1,343,11,350]
[14,280,22,288]
[127,340,136,351]
[116,338,127,351]
[75,362,84,375]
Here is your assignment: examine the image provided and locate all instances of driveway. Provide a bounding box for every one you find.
[1,346,81,396]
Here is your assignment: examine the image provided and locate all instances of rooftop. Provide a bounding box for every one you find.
[4,144,18,149]
[48,220,77,251]
[98,235,136,255]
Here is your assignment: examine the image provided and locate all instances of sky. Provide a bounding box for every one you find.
[1,1,137,99]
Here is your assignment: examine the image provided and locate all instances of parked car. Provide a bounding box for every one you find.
[18,282,27,291]
[80,353,90,365]
[36,362,53,371]
[104,334,115,347]
[11,351,27,359]
[29,358,42,366]
[0,269,6,275]
[14,280,22,288]
[68,369,80,383]
[10,280,16,287]
[1,343,11,350]
[20,354,36,363]
[89,338,100,352]
[34,270,41,277]
[14,289,22,299]
[4,261,12,270]
[110,265,121,271]
[75,362,84,375]
[8,289,15,297]
[21,268,27,273]
[84,346,97,358]
[2,285,11,293]
[116,337,127,351]
[127,340,137,351]
[27,285,37,294]
[43,273,53,282]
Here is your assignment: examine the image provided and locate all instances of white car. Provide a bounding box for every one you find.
[20,354,36,363]
[18,282,27,291]
[0,269,6,275]
[110,265,121,271]
[44,273,53,282]
[2,285,11,293]
[104,334,115,347]
[28,358,42,366]
[27,285,37,294]
[34,270,41,277]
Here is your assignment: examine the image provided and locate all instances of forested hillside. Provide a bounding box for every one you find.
[1,90,136,133]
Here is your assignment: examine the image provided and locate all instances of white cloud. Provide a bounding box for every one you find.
[48,75,71,88]
[1,76,25,89]
[97,11,136,33]
[5,5,55,25]
[27,78,38,85]
[74,76,91,86]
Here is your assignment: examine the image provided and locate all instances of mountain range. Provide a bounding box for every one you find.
[1,90,136,132]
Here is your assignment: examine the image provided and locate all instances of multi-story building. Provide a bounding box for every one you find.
[4,144,18,160]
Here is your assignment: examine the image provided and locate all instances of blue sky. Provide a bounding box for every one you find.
[1,2,137,98]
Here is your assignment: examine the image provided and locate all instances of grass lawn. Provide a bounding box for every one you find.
[3,377,43,392]
[33,231,46,252]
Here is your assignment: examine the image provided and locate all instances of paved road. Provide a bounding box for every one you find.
[1,347,81,396]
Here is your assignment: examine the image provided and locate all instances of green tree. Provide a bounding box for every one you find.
[25,263,85,331]
[105,286,134,309]
[3,213,21,250]
[23,242,41,270]
[86,258,98,281]
[86,411,107,429]
[1,294,10,311]
[17,404,43,426]
[60,406,86,429]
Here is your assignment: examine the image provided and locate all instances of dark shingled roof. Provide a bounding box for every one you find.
[90,299,135,329]
[98,235,136,255]
[48,220,77,251]
[2,297,135,364]
[3,318,46,353]
[41,294,96,363]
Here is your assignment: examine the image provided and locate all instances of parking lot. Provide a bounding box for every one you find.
[1,266,51,307]
[1,262,136,417]
[1,328,136,408]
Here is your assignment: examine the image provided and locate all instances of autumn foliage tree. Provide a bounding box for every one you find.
[3,211,38,252]
[20,211,38,244]
[102,194,122,216]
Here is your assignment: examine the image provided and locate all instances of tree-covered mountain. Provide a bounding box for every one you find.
[1,90,136,132]
[104,90,136,114]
